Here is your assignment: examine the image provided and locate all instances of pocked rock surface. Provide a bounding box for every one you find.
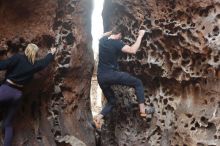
[99,0,220,146]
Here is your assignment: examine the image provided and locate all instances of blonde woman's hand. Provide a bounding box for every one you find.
[50,47,57,55]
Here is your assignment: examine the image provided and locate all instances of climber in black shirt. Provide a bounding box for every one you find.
[0,43,56,146]
[94,25,154,129]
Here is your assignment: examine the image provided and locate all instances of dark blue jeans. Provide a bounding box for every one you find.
[97,70,145,116]
[0,84,22,146]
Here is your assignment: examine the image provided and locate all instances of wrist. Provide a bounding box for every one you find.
[108,31,112,36]
[138,35,144,39]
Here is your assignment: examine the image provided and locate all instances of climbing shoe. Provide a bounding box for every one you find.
[140,106,155,121]
[93,114,104,130]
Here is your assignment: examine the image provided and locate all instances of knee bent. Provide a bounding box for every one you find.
[134,79,143,87]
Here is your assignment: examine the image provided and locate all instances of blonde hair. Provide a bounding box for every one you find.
[25,43,39,64]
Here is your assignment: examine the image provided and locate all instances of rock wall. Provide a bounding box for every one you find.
[101,0,220,146]
[0,0,95,145]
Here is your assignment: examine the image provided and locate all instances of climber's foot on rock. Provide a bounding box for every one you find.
[93,114,104,130]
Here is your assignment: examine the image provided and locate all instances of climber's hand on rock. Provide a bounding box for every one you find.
[139,30,146,38]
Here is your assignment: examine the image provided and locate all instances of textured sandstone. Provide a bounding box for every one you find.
[0,0,95,145]
[100,0,220,146]
[1,0,220,145]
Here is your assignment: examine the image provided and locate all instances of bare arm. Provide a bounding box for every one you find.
[121,30,145,54]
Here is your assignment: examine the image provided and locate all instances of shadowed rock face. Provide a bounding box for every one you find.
[0,0,95,145]
[100,0,220,146]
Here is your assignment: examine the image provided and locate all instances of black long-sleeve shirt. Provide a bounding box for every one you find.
[0,53,54,85]
[98,36,125,73]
